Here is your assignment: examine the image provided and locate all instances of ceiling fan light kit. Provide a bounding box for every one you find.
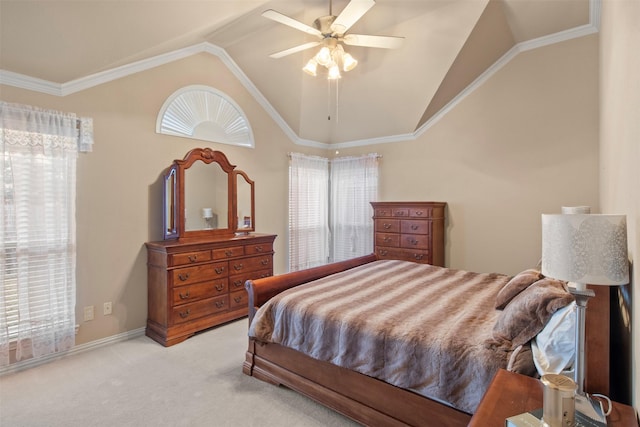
[263,0,403,81]
[304,42,357,79]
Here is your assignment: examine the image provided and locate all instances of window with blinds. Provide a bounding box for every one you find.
[288,153,379,272]
[1,102,88,366]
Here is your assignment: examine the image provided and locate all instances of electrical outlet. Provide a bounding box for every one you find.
[103,302,112,315]
[83,305,94,321]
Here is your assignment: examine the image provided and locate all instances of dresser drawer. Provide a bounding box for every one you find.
[410,207,432,218]
[376,233,400,247]
[245,242,273,255]
[212,246,244,260]
[401,234,430,250]
[402,250,430,263]
[170,250,211,266]
[230,290,248,310]
[172,280,227,306]
[376,247,430,264]
[172,296,229,324]
[375,219,400,233]
[172,261,228,286]
[401,220,430,235]
[229,255,272,275]
[229,268,272,292]
[392,208,410,218]
[374,207,393,217]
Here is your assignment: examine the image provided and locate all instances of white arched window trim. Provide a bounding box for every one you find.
[156,85,254,148]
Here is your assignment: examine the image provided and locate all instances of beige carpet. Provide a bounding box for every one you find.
[0,319,358,427]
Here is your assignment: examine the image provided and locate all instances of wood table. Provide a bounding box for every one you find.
[469,369,638,427]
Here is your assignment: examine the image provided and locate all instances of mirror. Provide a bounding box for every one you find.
[234,170,255,233]
[162,148,256,240]
[184,160,228,231]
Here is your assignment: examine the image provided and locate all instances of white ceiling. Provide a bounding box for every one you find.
[0,0,593,146]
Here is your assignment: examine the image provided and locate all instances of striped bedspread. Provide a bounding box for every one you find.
[248,259,522,413]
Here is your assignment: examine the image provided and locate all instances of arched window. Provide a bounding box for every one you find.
[156,85,254,148]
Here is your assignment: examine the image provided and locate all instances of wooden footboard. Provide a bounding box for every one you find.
[244,340,470,427]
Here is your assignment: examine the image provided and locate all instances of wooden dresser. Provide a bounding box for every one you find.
[371,201,446,267]
[145,233,276,346]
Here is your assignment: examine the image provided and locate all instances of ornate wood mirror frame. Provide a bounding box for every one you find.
[162,148,255,240]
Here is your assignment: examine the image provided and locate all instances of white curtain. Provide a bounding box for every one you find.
[330,154,379,262]
[0,102,92,366]
[288,153,330,271]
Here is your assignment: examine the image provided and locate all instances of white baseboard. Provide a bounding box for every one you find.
[0,327,146,376]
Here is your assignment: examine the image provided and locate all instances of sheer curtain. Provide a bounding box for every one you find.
[288,153,329,271]
[0,102,93,366]
[330,154,379,262]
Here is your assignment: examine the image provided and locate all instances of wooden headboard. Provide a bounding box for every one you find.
[585,284,610,395]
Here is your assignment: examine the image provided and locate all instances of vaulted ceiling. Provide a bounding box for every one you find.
[0,0,594,147]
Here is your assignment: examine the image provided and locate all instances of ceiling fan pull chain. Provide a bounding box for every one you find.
[336,79,340,124]
[327,78,331,120]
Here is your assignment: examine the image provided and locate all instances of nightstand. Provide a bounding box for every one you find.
[469,369,638,427]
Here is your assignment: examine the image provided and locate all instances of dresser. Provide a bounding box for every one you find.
[371,201,446,266]
[145,233,276,346]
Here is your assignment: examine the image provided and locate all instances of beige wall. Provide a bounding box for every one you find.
[340,35,600,275]
[1,35,600,363]
[600,0,639,412]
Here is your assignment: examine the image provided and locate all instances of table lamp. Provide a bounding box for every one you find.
[541,213,629,396]
[202,207,214,229]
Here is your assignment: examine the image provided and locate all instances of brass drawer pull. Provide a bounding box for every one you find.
[178,273,190,281]
[179,291,190,300]
[225,250,233,257]
[233,280,243,288]
[411,225,419,231]
[233,263,243,271]
[379,249,388,256]
[414,254,424,260]
[215,267,225,275]
[410,238,419,245]
[383,237,391,243]
[395,212,405,216]
[383,223,392,230]
[261,259,269,265]
[379,210,387,216]
[215,284,224,292]
[215,301,225,308]
[255,246,263,252]
[188,255,198,263]
[415,210,424,216]
[179,309,191,319]
[259,273,268,278]
[234,296,242,303]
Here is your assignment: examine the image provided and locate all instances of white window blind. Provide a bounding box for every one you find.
[288,152,379,271]
[330,154,379,262]
[288,153,329,271]
[0,102,92,366]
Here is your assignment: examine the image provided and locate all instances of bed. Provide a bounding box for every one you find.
[242,254,610,427]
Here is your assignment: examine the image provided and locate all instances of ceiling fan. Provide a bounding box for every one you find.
[262,0,403,78]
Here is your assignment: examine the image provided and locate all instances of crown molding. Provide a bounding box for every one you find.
[0,0,600,149]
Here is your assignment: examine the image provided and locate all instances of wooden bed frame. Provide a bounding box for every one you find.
[242,254,610,427]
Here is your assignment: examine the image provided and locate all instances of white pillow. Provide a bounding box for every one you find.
[531,301,576,376]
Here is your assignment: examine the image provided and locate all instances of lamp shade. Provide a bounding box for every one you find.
[541,214,629,285]
[561,206,591,214]
[202,208,213,219]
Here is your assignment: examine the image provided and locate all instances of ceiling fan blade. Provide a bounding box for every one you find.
[330,0,376,35]
[269,41,322,59]
[262,9,322,37]
[343,34,404,49]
